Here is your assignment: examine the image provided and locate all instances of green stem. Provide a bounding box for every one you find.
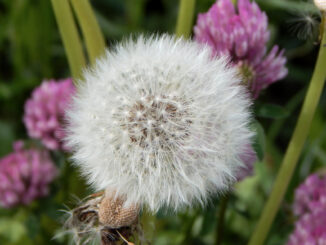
[248,13,326,245]
[50,0,86,81]
[215,194,230,245]
[175,0,196,38]
[140,211,156,242]
[70,0,106,64]
[182,210,200,245]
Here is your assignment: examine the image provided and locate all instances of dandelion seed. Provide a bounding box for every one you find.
[287,11,320,40]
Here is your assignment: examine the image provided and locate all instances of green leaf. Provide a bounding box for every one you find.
[199,207,216,237]
[256,0,319,13]
[0,121,15,157]
[257,104,289,119]
[0,218,26,243]
[70,0,106,64]
[175,0,196,38]
[50,0,86,80]
[252,121,266,161]
[25,215,40,240]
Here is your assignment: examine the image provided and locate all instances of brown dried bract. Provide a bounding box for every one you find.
[98,193,139,228]
[64,190,142,245]
[101,226,133,245]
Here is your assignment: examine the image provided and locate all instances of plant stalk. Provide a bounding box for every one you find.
[248,13,326,245]
[70,0,106,65]
[50,0,86,81]
[175,0,196,38]
[216,194,230,245]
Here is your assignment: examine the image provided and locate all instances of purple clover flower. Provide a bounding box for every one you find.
[237,144,257,181]
[0,141,57,208]
[23,79,75,151]
[293,173,326,217]
[194,0,288,98]
[287,209,326,245]
[287,174,326,244]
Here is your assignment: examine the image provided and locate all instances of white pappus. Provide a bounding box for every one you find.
[66,35,254,212]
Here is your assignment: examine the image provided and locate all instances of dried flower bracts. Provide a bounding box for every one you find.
[63,190,141,245]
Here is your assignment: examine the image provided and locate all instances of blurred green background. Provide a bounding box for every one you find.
[0,0,326,244]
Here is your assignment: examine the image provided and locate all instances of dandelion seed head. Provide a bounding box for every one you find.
[66,35,253,212]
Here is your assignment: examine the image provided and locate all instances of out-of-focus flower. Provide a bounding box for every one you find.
[288,173,326,244]
[66,35,254,212]
[237,144,257,181]
[0,141,57,208]
[293,173,326,216]
[194,0,288,98]
[24,78,75,151]
[287,209,326,245]
[314,0,326,11]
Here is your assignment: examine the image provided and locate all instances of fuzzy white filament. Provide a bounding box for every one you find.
[66,35,253,212]
[314,0,326,11]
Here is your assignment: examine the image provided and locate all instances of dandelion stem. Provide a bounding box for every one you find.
[175,0,196,38]
[248,13,326,245]
[50,0,86,81]
[215,194,229,245]
[70,0,106,65]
